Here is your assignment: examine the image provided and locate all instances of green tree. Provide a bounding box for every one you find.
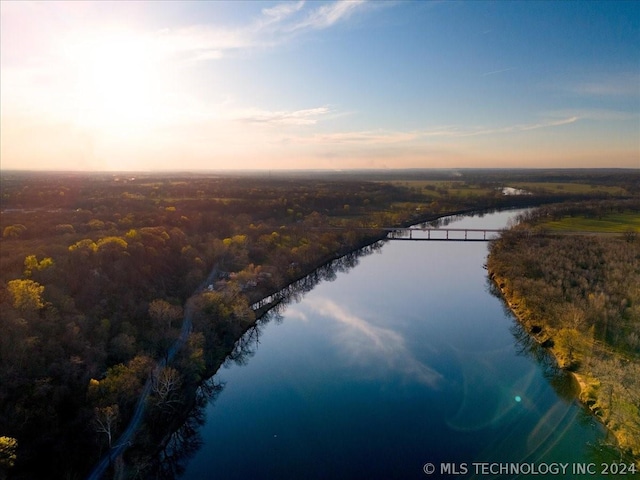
[7,279,45,313]
[54,223,75,234]
[68,238,98,253]
[2,224,26,239]
[23,255,54,278]
[0,436,17,479]
[88,355,153,408]
[554,328,589,369]
[149,299,183,327]
[96,236,128,252]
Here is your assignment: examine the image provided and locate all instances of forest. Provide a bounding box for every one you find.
[0,169,637,478]
[487,199,640,461]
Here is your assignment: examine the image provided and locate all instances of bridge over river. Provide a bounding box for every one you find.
[381,227,631,241]
[302,225,504,241]
[85,222,629,479]
[304,225,629,242]
[383,227,502,241]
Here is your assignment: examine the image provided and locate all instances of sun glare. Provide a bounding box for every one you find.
[69,30,163,136]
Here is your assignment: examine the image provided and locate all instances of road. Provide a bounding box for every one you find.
[85,265,219,480]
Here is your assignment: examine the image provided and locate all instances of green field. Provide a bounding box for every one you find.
[541,212,640,232]
[390,180,630,198]
[511,182,628,196]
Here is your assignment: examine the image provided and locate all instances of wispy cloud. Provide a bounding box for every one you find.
[158,1,370,63]
[292,0,367,31]
[454,116,579,137]
[235,106,331,126]
[261,1,306,25]
[289,129,420,144]
[417,117,578,138]
[306,298,442,387]
[276,116,579,146]
[480,67,517,77]
[547,109,638,122]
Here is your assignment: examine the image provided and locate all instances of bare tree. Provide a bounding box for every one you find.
[93,405,119,449]
[151,367,183,412]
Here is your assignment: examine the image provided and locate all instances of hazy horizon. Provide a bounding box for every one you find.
[2,167,639,175]
[1,1,639,171]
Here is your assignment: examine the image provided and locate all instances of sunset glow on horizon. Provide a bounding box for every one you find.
[1,1,638,171]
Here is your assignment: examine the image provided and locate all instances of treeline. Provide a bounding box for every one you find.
[0,172,636,478]
[0,174,411,478]
[487,200,640,461]
[0,173,479,478]
[460,168,640,192]
[125,241,387,479]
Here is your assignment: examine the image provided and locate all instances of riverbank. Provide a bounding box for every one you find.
[124,206,529,476]
[487,232,640,465]
[179,206,627,480]
[489,270,640,467]
[4,172,637,479]
[489,270,588,384]
[114,236,390,477]
[112,203,634,477]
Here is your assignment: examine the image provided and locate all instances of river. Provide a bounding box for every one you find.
[176,209,626,479]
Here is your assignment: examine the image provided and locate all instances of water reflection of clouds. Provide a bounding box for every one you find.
[284,308,309,322]
[305,298,442,388]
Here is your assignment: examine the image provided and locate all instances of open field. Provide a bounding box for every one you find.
[540,212,640,232]
[510,182,629,196]
[489,200,640,461]
[1,170,638,478]
[389,177,634,200]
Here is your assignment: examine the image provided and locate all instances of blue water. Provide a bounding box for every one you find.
[180,210,621,479]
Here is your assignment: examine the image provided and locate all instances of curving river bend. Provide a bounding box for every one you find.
[178,209,628,479]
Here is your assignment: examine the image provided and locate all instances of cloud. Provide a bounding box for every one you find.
[235,106,331,126]
[419,117,579,138]
[295,129,420,144]
[153,25,254,65]
[155,1,369,63]
[546,109,638,122]
[480,67,517,77]
[292,0,367,31]
[306,298,442,387]
[261,1,306,24]
[0,2,369,126]
[275,116,579,147]
[2,1,371,74]
[478,116,579,135]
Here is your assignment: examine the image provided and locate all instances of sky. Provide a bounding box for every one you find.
[1,0,638,171]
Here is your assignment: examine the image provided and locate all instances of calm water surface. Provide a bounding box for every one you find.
[181,210,617,479]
